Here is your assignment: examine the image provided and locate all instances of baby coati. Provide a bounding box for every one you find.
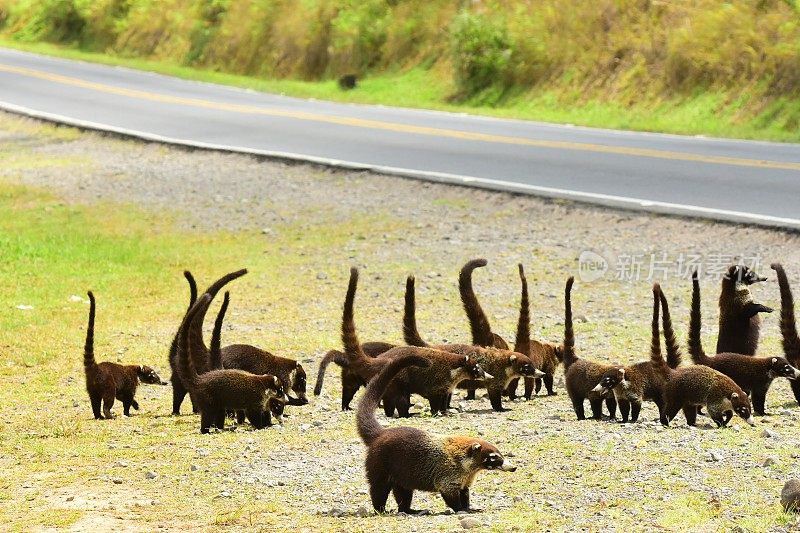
[690,271,799,415]
[83,291,166,419]
[169,268,247,415]
[403,273,542,412]
[358,354,516,514]
[662,365,755,428]
[343,268,486,417]
[591,284,681,423]
[716,264,772,356]
[178,294,286,433]
[772,263,800,406]
[314,341,395,410]
[562,277,618,420]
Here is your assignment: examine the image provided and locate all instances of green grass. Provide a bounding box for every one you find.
[2,38,800,143]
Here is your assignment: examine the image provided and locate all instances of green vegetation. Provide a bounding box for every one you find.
[1,1,800,141]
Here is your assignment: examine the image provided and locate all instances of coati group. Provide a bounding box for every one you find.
[81,259,800,515]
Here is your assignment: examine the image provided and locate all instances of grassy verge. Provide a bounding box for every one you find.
[2,38,799,143]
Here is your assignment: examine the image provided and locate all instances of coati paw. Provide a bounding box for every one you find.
[547,391,557,396]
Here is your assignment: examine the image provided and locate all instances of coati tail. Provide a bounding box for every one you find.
[688,270,706,363]
[314,349,347,396]
[459,259,495,347]
[209,291,230,371]
[403,275,429,347]
[183,270,198,311]
[356,354,431,446]
[514,264,531,356]
[342,268,366,361]
[659,288,682,369]
[562,277,577,370]
[772,263,800,362]
[650,284,662,363]
[178,294,213,390]
[84,291,96,369]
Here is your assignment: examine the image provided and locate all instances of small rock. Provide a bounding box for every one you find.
[460,516,482,529]
[66,496,74,502]
[312,420,323,427]
[261,227,273,235]
[220,491,232,498]
[781,479,800,512]
[111,477,123,484]
[761,428,778,438]
[575,314,589,323]
[708,451,723,462]
[356,504,370,517]
[144,471,158,480]
[316,272,327,280]
[114,461,128,468]
[762,457,777,467]
[190,464,199,471]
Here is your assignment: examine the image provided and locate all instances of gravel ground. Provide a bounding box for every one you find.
[3,111,800,532]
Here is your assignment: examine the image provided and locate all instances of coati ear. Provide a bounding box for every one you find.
[296,362,302,369]
[509,354,517,363]
[471,442,481,455]
[772,358,777,364]
[731,392,739,399]
[273,376,279,385]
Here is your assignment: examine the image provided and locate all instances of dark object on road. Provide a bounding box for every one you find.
[339,74,358,90]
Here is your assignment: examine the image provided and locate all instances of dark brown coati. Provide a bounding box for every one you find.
[716,264,772,355]
[562,277,618,420]
[358,354,516,514]
[169,269,247,415]
[690,270,799,415]
[772,263,800,406]
[403,273,542,412]
[178,294,286,433]
[591,284,680,423]
[84,291,166,419]
[314,341,395,411]
[343,268,486,417]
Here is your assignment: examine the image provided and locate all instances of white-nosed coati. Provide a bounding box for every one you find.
[403,273,542,412]
[178,293,286,433]
[591,284,682,423]
[562,277,619,420]
[691,271,800,415]
[358,354,516,514]
[169,269,247,415]
[343,268,486,417]
[84,291,166,419]
[314,341,395,411]
[716,264,772,355]
[772,263,800,406]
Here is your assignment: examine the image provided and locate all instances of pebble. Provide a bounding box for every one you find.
[762,457,777,467]
[111,477,123,484]
[220,491,232,498]
[145,471,158,479]
[460,516,482,529]
[190,464,199,471]
[761,428,778,438]
[708,451,724,462]
[356,504,370,517]
[316,272,327,280]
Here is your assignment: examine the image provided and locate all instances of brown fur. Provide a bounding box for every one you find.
[716,265,771,355]
[169,270,198,415]
[357,354,515,513]
[314,341,395,410]
[459,259,508,349]
[84,291,166,419]
[772,263,800,406]
[662,365,754,428]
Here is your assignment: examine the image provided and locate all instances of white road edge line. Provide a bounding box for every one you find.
[2,100,799,232]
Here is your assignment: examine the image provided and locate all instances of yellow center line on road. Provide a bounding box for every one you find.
[2,62,799,171]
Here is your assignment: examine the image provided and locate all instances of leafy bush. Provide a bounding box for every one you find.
[449,11,513,98]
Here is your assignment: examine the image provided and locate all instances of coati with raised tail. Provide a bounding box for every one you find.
[178,294,286,433]
[403,273,542,412]
[662,364,754,428]
[772,263,800,405]
[343,268,486,417]
[314,341,395,411]
[716,264,772,356]
[591,284,680,423]
[562,277,618,420]
[169,269,247,415]
[358,354,516,514]
[84,291,166,419]
[690,271,799,415]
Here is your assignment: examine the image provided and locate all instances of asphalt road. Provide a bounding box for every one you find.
[1,48,799,229]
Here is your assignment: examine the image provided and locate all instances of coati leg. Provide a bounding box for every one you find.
[246,409,266,429]
[488,388,510,412]
[460,488,479,512]
[214,410,226,430]
[661,401,681,426]
[791,380,800,407]
[236,410,246,424]
[751,386,768,416]
[130,399,139,411]
[102,393,115,419]
[171,373,186,415]
[744,302,774,318]
[605,397,617,419]
[570,395,586,420]
[200,411,214,434]
[589,397,604,420]
[90,394,102,419]
[121,394,133,417]
[465,389,476,401]
[524,377,536,399]
[368,476,392,513]
[629,401,642,423]
[682,406,697,426]
[441,487,465,512]
[429,395,447,415]
[543,374,556,395]
[617,399,630,423]
[505,378,519,399]
[392,486,419,514]
[341,378,361,411]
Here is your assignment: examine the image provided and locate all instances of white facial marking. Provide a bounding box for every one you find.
[731,392,738,399]
[746,416,755,426]
[483,372,495,379]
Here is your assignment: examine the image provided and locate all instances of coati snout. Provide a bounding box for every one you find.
[463,355,491,380]
[512,354,545,378]
[730,392,755,426]
[725,265,767,285]
[473,444,516,472]
[592,368,626,394]
[767,357,800,380]
[137,366,168,385]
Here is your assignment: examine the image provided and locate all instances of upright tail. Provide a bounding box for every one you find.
[688,270,707,363]
[356,354,431,446]
[342,268,367,361]
[650,284,662,363]
[459,259,495,347]
[772,263,800,363]
[513,263,531,356]
[658,287,682,369]
[403,275,429,347]
[209,291,230,370]
[562,277,578,370]
[314,349,348,396]
[84,291,97,370]
[184,270,198,311]
[178,293,213,391]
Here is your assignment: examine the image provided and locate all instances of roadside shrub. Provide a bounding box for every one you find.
[449,11,513,98]
[7,0,86,43]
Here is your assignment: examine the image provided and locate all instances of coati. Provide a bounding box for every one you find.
[343,268,486,417]
[772,263,800,405]
[403,273,542,412]
[358,354,516,514]
[591,284,680,423]
[459,259,509,349]
[562,277,618,420]
[314,341,395,411]
[716,264,772,355]
[690,270,799,415]
[169,269,247,415]
[83,291,166,419]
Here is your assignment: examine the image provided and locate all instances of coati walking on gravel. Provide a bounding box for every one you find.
[772,263,800,406]
[358,354,516,514]
[178,294,286,433]
[84,291,166,419]
[691,271,800,415]
[314,341,395,410]
[716,265,772,356]
[343,268,486,417]
[562,277,619,420]
[403,273,542,412]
